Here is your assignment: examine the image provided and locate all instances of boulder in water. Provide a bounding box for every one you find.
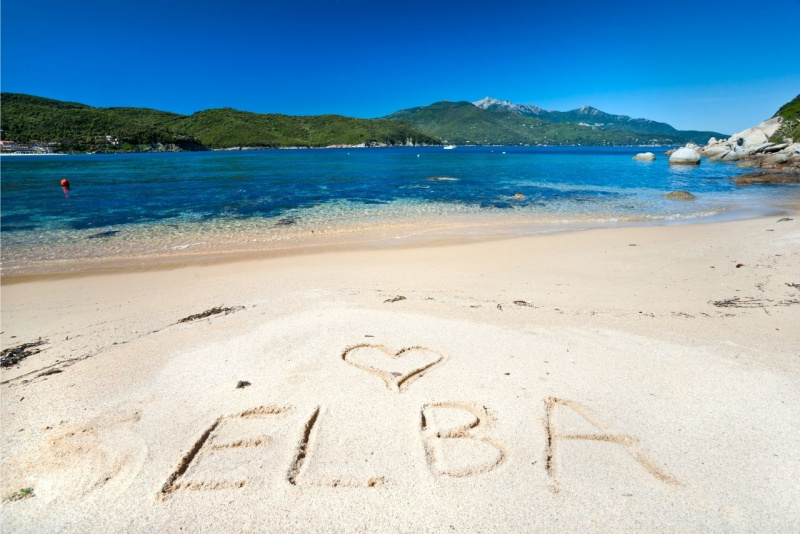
[633,152,656,161]
[669,147,701,165]
[664,190,696,200]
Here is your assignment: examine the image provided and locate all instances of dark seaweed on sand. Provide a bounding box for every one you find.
[710,297,800,308]
[1,339,47,368]
[177,305,244,323]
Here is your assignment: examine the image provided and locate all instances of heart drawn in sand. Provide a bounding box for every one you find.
[341,344,444,393]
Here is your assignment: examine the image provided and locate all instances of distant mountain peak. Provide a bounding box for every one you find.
[473,96,543,115]
[474,96,509,108]
[578,105,601,115]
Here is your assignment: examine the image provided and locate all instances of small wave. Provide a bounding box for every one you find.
[172,242,204,250]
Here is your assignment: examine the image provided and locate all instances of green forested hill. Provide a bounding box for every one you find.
[774,94,800,119]
[0,93,440,151]
[177,108,439,148]
[387,100,724,145]
[387,101,637,145]
[0,93,197,150]
[771,93,800,143]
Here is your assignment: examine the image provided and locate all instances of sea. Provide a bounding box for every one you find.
[2,146,798,275]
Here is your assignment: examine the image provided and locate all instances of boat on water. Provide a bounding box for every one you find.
[443,144,457,150]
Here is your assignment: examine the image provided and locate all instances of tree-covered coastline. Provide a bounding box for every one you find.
[0,93,440,152]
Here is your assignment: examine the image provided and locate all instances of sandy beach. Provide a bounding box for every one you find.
[2,213,799,532]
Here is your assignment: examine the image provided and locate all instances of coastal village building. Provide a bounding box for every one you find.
[1,140,56,154]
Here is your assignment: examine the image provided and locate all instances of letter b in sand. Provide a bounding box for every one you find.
[420,402,506,477]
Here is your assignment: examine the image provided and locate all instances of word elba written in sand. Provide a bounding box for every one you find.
[161,345,678,497]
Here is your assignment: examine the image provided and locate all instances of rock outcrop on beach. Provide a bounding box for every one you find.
[697,121,800,178]
[691,94,800,180]
[697,117,795,163]
[668,147,701,165]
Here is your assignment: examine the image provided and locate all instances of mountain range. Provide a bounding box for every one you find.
[386,97,724,146]
[0,93,725,152]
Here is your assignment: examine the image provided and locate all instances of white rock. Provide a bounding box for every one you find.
[762,153,789,165]
[746,142,773,154]
[633,152,656,161]
[669,147,701,165]
[763,143,788,153]
[734,128,769,149]
[757,116,783,138]
[701,145,730,157]
[730,116,782,150]
[709,150,739,162]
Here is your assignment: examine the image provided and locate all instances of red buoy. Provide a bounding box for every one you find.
[61,178,70,187]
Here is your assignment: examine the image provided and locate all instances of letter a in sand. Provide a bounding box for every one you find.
[544,397,678,493]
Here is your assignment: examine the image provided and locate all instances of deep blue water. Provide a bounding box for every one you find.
[1,146,797,272]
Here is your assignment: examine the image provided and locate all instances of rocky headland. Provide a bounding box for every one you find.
[670,95,800,185]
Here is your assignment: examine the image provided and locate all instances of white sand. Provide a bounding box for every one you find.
[2,214,799,532]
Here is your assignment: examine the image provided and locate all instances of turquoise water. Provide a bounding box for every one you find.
[1,146,797,274]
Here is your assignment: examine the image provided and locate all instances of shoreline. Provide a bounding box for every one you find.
[0,144,688,156]
[3,200,795,282]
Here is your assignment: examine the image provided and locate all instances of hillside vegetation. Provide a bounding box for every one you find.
[177,108,438,149]
[0,94,196,150]
[387,101,724,146]
[0,93,440,151]
[771,93,800,143]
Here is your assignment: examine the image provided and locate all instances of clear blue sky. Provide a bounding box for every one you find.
[2,0,798,134]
